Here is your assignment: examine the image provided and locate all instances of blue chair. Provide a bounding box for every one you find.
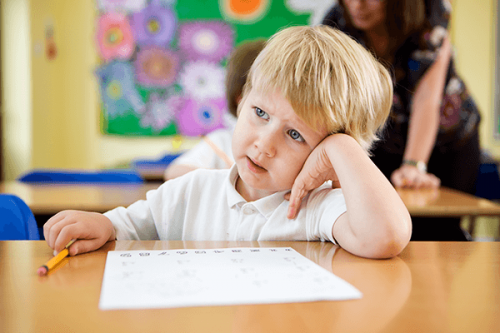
[17,169,144,184]
[0,194,40,240]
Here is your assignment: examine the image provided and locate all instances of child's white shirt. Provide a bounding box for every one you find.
[171,128,234,170]
[104,165,346,244]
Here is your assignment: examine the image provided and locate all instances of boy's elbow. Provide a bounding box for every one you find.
[361,218,412,259]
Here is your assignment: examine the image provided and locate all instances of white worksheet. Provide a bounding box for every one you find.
[99,247,362,310]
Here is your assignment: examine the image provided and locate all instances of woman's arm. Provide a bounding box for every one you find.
[391,36,452,188]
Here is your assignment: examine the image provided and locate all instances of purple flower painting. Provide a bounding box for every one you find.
[135,46,179,87]
[179,21,234,63]
[175,97,227,136]
[130,0,177,46]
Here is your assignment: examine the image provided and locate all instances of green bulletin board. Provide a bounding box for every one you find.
[95,0,325,137]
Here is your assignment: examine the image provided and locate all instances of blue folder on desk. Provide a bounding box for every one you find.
[17,169,144,184]
[130,152,182,169]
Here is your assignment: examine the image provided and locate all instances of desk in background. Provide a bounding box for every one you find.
[1,240,499,333]
[1,182,500,239]
[2,181,499,218]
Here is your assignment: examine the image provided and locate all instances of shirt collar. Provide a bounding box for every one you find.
[225,164,289,219]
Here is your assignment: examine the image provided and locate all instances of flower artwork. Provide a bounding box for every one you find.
[130,0,177,47]
[220,0,270,23]
[96,62,145,119]
[139,92,176,132]
[135,46,179,87]
[179,61,225,101]
[179,21,233,63]
[95,0,312,136]
[96,13,135,61]
[175,97,227,136]
[97,0,147,13]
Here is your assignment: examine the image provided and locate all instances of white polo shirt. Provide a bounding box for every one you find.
[104,165,346,244]
[171,128,234,170]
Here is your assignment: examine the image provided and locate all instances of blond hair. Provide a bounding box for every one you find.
[241,25,393,153]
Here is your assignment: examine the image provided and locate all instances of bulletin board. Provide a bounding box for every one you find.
[94,0,331,137]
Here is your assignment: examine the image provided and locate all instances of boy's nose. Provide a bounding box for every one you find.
[255,130,277,157]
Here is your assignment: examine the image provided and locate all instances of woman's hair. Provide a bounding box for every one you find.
[241,25,393,154]
[338,0,428,62]
[225,39,266,117]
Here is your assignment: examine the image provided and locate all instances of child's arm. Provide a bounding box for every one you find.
[288,134,412,259]
[43,211,116,256]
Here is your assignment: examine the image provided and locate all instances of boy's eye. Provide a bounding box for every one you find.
[288,129,305,142]
[255,107,269,120]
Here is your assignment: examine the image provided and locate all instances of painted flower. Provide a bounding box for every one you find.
[96,13,135,61]
[135,46,179,87]
[139,93,176,132]
[97,0,147,13]
[175,97,227,136]
[95,61,144,118]
[179,61,226,101]
[220,0,270,24]
[130,0,177,47]
[286,0,336,25]
[429,25,447,47]
[179,21,234,62]
[446,77,462,95]
[440,94,462,130]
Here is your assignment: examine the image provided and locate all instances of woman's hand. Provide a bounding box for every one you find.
[286,137,340,219]
[391,165,441,189]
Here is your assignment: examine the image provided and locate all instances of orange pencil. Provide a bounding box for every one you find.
[37,239,76,276]
[202,136,234,168]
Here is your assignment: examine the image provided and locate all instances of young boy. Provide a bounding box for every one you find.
[44,26,412,259]
[164,39,266,180]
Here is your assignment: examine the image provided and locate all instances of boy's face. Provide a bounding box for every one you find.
[232,87,328,200]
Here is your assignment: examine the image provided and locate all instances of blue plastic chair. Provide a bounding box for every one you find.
[17,169,144,184]
[0,194,40,240]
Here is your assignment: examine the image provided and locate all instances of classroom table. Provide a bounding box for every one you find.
[1,240,498,333]
[2,181,499,218]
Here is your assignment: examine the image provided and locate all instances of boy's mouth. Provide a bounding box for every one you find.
[246,157,267,173]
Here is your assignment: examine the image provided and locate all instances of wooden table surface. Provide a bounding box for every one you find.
[1,241,498,333]
[2,181,500,218]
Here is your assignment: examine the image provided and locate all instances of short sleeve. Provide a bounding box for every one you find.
[306,187,347,244]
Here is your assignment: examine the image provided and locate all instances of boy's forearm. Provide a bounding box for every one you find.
[325,135,412,257]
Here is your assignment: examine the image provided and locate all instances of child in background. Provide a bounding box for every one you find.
[44,26,412,259]
[164,39,266,180]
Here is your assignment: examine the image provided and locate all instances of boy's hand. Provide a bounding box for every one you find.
[44,210,116,256]
[286,137,340,219]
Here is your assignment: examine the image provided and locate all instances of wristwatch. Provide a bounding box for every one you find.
[402,159,427,174]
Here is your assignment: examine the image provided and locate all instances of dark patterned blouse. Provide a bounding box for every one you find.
[322,0,480,154]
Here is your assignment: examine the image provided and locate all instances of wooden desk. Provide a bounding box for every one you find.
[0,181,160,215]
[397,187,500,217]
[2,181,500,219]
[1,241,498,333]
